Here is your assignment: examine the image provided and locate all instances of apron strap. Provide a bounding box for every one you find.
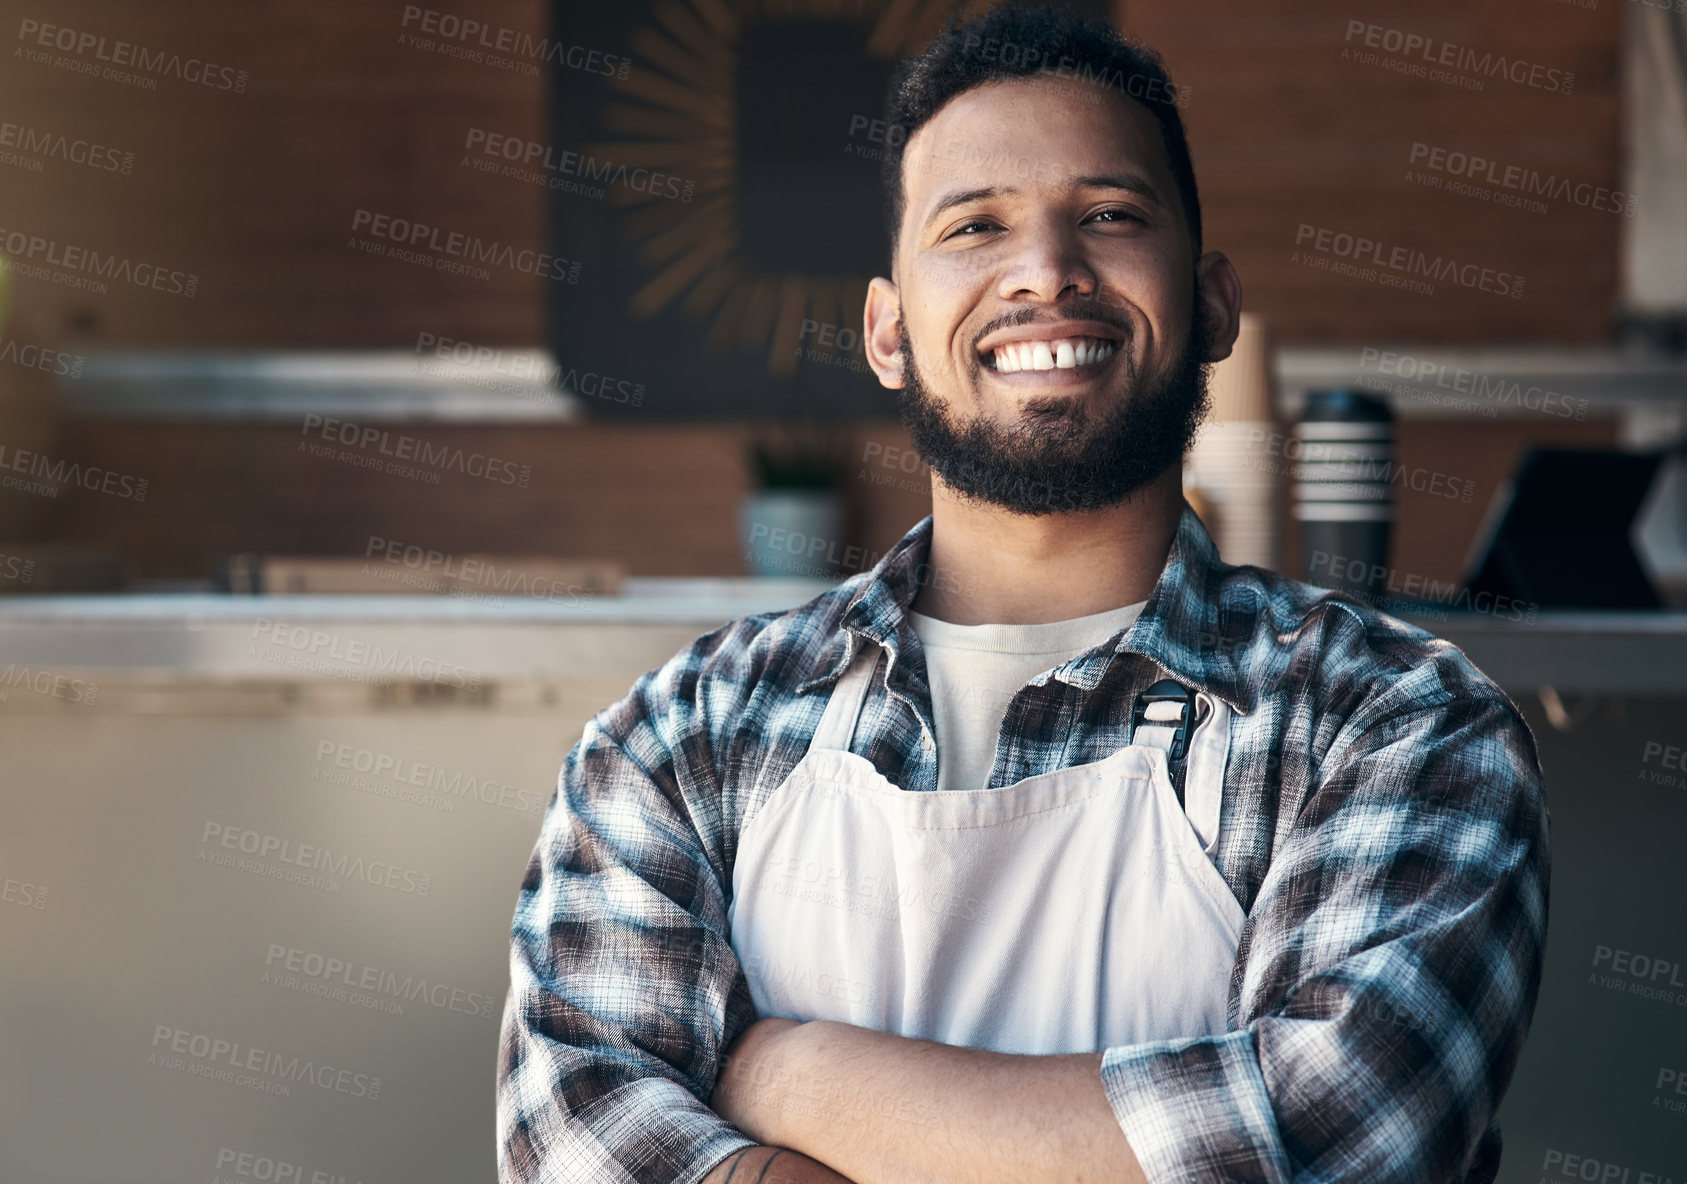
[1129,680,1195,761]
[1131,682,1229,852]
[1182,693,1228,851]
[807,641,879,754]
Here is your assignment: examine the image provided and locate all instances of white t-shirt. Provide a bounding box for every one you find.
[908,600,1147,793]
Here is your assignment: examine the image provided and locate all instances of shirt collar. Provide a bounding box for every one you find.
[796,502,1258,715]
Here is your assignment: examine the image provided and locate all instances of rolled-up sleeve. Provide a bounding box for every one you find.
[496,654,758,1184]
[1100,687,1550,1184]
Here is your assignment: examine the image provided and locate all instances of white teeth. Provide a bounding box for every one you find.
[989,337,1117,372]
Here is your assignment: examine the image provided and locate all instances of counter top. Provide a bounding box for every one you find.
[0,578,835,626]
[1,581,1684,695]
[54,347,1687,424]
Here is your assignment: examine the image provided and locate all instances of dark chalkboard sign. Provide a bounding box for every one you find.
[547,1,937,419]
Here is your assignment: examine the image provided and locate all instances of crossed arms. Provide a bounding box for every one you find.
[698,1018,1144,1184]
[495,653,1549,1184]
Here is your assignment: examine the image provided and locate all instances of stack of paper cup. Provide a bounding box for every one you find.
[1184,313,1283,571]
[1293,389,1395,601]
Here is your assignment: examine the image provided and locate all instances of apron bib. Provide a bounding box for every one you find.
[728,644,1244,1054]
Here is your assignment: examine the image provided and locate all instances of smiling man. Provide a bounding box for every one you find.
[496,6,1550,1184]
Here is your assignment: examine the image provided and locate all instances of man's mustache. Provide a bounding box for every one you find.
[970,300,1133,351]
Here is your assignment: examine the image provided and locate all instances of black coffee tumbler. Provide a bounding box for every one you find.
[1294,389,1394,603]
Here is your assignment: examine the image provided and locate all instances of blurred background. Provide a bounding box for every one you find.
[0,0,1684,1181]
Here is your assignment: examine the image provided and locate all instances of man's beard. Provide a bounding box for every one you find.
[894,298,1213,516]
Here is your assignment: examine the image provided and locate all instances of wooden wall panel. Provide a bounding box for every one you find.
[7,415,1616,585]
[0,0,1624,353]
[0,0,548,347]
[1117,0,1624,343]
[0,0,1632,589]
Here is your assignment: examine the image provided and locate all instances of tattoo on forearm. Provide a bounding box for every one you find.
[722,1148,749,1184]
[751,1149,785,1183]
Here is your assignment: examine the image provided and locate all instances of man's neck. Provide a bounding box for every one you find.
[909,468,1184,626]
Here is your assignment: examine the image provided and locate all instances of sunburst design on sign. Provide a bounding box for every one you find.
[587,0,1002,378]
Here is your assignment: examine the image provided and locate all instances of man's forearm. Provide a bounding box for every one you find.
[716,1020,1147,1184]
[700,1145,856,1184]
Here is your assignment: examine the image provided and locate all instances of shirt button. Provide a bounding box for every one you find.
[921,731,934,751]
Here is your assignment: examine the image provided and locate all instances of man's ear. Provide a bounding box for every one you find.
[1194,251,1244,365]
[864,276,905,389]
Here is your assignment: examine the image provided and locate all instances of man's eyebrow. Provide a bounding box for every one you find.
[920,173,1165,233]
[922,185,1007,233]
[1074,173,1165,205]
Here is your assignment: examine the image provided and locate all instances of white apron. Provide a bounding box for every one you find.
[728,643,1245,1054]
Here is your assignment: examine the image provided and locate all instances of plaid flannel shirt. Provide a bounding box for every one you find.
[497,504,1550,1184]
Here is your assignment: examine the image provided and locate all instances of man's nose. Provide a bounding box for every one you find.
[995,223,1099,302]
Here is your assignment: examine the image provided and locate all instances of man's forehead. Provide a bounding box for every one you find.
[901,77,1167,198]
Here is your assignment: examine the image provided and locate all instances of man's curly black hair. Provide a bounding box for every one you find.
[879,2,1201,269]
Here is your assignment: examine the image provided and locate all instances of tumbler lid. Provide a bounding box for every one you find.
[1302,388,1393,423]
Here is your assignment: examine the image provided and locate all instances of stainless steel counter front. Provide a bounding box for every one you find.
[2,584,1684,1184]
